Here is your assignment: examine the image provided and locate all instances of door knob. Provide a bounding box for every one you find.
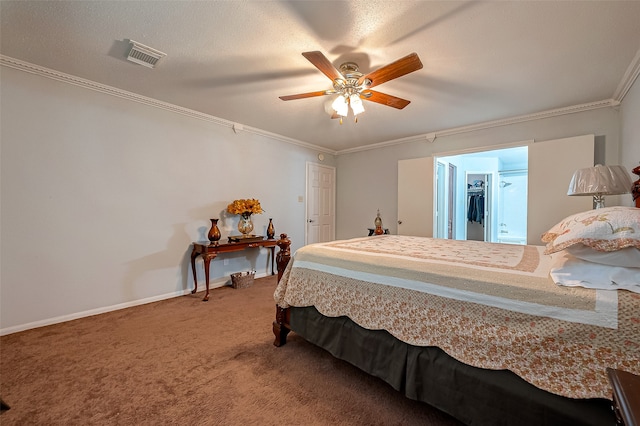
[397,220,403,225]
[308,219,314,223]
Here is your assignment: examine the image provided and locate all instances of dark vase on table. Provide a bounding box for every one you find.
[208,219,221,243]
[267,218,275,239]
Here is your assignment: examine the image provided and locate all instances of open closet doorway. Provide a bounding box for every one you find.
[434,146,528,244]
[466,172,491,241]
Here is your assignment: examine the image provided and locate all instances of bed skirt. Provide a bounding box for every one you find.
[289,306,614,426]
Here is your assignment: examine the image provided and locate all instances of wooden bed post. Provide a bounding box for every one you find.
[632,164,640,208]
[275,233,291,283]
[273,233,292,347]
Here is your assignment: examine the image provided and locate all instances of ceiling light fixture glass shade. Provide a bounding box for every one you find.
[331,95,349,117]
[350,94,365,116]
[567,164,633,209]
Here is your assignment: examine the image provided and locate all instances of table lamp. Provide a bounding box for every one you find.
[567,164,633,209]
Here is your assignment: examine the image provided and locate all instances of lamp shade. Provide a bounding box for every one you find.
[331,95,348,117]
[350,94,365,116]
[567,164,632,196]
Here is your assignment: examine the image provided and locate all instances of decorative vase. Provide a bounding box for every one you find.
[237,213,254,237]
[267,218,275,239]
[374,210,384,235]
[208,218,221,243]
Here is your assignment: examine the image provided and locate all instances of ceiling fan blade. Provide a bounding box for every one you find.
[302,51,344,81]
[361,90,411,109]
[279,90,332,101]
[358,52,423,89]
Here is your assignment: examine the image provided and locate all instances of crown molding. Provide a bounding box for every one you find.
[336,99,620,155]
[613,46,640,102]
[1,55,623,158]
[0,55,336,155]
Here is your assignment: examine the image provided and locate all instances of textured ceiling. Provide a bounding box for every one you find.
[2,1,640,153]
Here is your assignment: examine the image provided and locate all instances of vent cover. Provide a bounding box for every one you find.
[127,40,166,68]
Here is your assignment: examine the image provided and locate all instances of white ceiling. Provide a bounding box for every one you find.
[2,1,640,153]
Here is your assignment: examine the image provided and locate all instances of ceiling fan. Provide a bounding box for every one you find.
[279,51,423,123]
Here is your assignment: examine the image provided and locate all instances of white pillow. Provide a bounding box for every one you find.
[549,251,640,293]
[566,245,640,268]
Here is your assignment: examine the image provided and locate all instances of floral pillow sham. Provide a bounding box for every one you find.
[541,206,640,255]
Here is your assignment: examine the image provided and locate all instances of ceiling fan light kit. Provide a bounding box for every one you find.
[350,94,365,115]
[332,95,349,117]
[279,51,423,124]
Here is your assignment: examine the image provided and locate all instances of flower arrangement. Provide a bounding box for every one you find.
[226,198,263,217]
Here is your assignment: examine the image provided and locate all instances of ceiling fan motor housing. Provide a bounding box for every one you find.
[334,62,371,97]
[339,62,361,78]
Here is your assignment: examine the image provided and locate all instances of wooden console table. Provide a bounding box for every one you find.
[190,238,277,301]
[367,228,389,236]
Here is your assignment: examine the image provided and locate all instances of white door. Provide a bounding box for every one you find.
[398,157,434,236]
[306,162,336,245]
[527,134,594,245]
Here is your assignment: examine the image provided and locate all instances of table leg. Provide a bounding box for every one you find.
[269,246,275,275]
[190,249,199,295]
[202,253,217,301]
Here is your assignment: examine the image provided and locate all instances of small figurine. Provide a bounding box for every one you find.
[374,210,384,235]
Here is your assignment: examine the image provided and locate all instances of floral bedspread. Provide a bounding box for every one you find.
[274,235,640,399]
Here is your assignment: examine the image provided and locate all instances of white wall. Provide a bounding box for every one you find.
[620,77,640,207]
[0,66,332,333]
[2,63,636,334]
[336,107,622,240]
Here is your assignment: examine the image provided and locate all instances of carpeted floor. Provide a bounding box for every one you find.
[0,276,463,425]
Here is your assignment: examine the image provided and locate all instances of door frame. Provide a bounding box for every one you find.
[448,163,456,239]
[433,141,530,240]
[464,171,493,242]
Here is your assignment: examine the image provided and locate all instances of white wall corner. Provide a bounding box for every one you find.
[613,46,640,102]
[609,100,621,111]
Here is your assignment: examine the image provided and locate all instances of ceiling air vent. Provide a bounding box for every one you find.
[127,40,166,68]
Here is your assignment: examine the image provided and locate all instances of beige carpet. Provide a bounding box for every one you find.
[0,276,462,425]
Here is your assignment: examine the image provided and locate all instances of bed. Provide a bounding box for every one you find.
[272,207,640,426]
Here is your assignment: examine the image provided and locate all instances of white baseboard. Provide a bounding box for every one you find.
[0,272,272,336]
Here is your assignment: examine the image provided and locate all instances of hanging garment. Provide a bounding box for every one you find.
[467,194,485,224]
[475,195,484,224]
[467,195,477,223]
